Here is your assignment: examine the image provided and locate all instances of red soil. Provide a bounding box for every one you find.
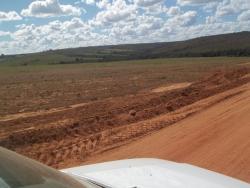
[0,68,249,183]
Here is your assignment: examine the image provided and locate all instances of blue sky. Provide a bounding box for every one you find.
[0,0,250,54]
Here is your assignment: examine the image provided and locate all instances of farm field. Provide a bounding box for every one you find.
[0,57,249,116]
[0,57,250,182]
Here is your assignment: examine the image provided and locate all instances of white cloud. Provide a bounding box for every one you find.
[137,15,163,34]
[1,0,250,55]
[96,0,110,9]
[177,0,220,6]
[167,6,181,16]
[94,0,136,25]
[0,11,22,21]
[176,20,250,41]
[215,0,250,17]
[205,15,217,24]
[21,0,82,18]
[203,2,220,13]
[106,13,164,43]
[166,11,197,26]
[143,3,168,15]
[6,17,96,54]
[13,17,90,40]
[2,15,250,55]
[134,0,164,7]
[238,10,250,21]
[81,0,95,5]
[215,0,235,17]
[0,31,10,36]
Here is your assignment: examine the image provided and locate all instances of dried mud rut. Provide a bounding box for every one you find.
[0,68,250,182]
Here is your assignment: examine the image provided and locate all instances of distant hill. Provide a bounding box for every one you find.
[1,31,250,65]
[54,31,250,62]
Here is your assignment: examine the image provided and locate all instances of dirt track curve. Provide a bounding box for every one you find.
[83,82,250,183]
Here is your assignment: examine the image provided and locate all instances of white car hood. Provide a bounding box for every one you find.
[62,158,250,188]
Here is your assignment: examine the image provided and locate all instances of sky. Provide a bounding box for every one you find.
[0,0,250,54]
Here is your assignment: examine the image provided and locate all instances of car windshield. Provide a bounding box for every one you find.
[0,147,97,188]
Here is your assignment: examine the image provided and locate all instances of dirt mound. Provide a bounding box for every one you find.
[0,68,249,169]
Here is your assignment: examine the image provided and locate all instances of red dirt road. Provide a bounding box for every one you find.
[1,68,249,182]
[84,83,250,183]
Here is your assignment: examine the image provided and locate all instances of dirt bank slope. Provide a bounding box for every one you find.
[83,83,250,183]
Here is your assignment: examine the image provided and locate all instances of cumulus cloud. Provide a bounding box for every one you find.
[96,0,110,9]
[175,20,250,41]
[167,6,181,16]
[82,0,95,5]
[203,2,220,13]
[167,11,197,26]
[0,11,22,21]
[238,10,250,21]
[80,0,96,5]
[106,13,164,43]
[0,31,10,36]
[205,15,217,24]
[215,0,236,17]
[215,0,250,17]
[142,3,168,15]
[137,15,163,34]
[177,0,220,6]
[8,17,94,54]
[2,12,250,55]
[1,0,250,55]
[21,0,82,18]
[134,0,164,7]
[94,0,136,25]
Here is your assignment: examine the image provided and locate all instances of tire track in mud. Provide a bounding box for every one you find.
[47,87,245,168]
[81,82,250,183]
[0,68,250,169]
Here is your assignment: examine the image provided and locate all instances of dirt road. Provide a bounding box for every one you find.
[1,68,249,182]
[84,83,250,183]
